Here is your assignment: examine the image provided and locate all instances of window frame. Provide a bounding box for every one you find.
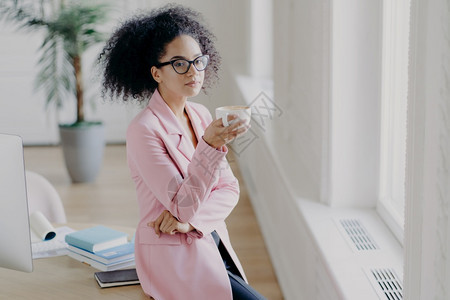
[377,0,411,245]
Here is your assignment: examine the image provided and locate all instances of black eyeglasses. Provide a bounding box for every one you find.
[155,55,209,74]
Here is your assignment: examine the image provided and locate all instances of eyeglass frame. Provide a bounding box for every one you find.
[154,55,210,75]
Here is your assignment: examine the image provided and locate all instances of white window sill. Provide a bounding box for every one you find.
[296,198,404,299]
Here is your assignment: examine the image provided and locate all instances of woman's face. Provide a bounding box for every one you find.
[152,35,205,101]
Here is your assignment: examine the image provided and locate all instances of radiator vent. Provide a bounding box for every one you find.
[338,219,378,251]
[368,268,403,300]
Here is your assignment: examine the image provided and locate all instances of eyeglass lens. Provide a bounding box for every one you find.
[172,56,208,74]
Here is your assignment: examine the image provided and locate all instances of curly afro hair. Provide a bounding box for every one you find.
[99,4,221,102]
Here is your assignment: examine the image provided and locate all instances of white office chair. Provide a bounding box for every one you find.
[25,171,67,224]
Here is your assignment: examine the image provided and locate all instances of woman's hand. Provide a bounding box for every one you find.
[202,115,250,149]
[148,210,194,237]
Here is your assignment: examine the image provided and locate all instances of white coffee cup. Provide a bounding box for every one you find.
[215,105,251,127]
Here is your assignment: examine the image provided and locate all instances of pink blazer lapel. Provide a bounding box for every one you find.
[177,135,195,162]
[147,90,196,166]
[185,102,205,146]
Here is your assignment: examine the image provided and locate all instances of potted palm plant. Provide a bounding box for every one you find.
[0,0,110,183]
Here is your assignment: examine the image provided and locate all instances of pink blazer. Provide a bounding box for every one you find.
[126,90,247,300]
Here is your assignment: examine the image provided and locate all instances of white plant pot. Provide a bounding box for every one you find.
[59,122,105,183]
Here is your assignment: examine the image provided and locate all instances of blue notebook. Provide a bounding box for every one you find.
[68,242,134,264]
[67,250,135,272]
[65,225,128,253]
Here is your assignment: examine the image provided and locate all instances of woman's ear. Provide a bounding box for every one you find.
[151,66,161,83]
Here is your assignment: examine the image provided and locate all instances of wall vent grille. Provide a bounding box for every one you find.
[338,219,378,250]
[369,268,403,300]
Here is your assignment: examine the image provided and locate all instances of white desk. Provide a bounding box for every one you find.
[0,223,149,299]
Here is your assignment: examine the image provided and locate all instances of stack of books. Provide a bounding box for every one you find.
[65,225,135,271]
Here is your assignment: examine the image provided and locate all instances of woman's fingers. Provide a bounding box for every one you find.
[148,210,194,237]
[163,219,180,235]
[228,119,247,132]
[153,210,179,235]
[159,211,172,232]
[234,123,251,137]
[221,121,249,142]
[161,214,176,234]
[225,114,239,126]
[203,115,250,148]
[203,115,243,148]
[148,210,173,237]
[214,115,238,127]
[150,213,164,237]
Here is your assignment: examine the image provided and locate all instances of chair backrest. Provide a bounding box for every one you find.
[25,171,67,224]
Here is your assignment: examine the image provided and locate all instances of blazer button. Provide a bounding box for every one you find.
[186,236,193,244]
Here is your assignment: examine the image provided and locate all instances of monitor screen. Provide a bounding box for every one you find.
[0,133,33,272]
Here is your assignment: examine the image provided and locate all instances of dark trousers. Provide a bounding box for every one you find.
[211,231,267,300]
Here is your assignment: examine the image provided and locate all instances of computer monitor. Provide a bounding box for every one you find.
[0,133,33,272]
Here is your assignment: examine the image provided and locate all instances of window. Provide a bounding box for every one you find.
[378,0,411,244]
[250,0,273,79]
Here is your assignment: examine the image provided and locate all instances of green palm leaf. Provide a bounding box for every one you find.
[1,0,110,123]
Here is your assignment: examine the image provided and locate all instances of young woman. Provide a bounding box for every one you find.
[100,4,265,300]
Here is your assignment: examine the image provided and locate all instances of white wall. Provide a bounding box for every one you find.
[272,0,330,201]
[404,0,450,298]
[328,0,381,207]
[0,23,59,144]
[0,0,247,145]
[272,0,381,207]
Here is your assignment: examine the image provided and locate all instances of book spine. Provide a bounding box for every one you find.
[68,246,108,264]
[68,251,107,271]
[68,245,135,265]
[67,250,135,272]
[65,236,94,252]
